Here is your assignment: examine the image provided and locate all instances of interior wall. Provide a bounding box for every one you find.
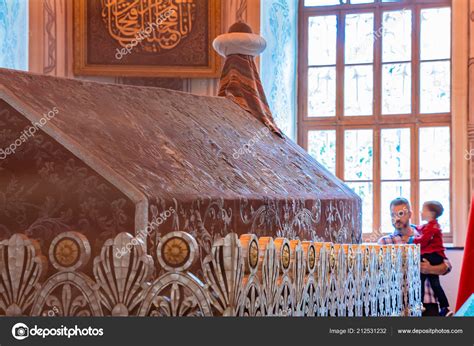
[28,0,261,96]
[451,0,469,248]
[0,0,29,70]
[440,248,464,310]
[468,0,474,205]
[260,0,298,141]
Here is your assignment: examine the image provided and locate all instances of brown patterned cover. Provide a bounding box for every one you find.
[218,54,283,137]
[0,68,361,262]
[0,100,135,260]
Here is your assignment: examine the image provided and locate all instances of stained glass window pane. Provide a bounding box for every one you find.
[420,8,451,61]
[419,127,450,179]
[381,128,411,180]
[344,129,373,180]
[381,181,411,233]
[350,0,374,3]
[382,9,412,63]
[382,63,411,115]
[308,16,337,66]
[420,180,450,232]
[308,67,336,117]
[308,130,337,174]
[0,0,28,70]
[305,0,341,6]
[420,61,450,114]
[347,182,373,233]
[344,65,373,116]
[345,13,374,64]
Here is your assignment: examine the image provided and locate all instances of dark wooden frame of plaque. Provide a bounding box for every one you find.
[73,0,221,78]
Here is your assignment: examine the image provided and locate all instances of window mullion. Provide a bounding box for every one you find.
[412,124,420,226]
[373,127,381,233]
[374,7,382,121]
[336,10,344,181]
[336,10,345,122]
[413,4,420,117]
[297,11,309,146]
[372,8,382,234]
[337,126,344,180]
[412,5,421,226]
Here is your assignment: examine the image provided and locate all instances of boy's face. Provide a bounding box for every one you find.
[421,204,435,222]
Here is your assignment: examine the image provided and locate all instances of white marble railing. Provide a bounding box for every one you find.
[0,231,421,317]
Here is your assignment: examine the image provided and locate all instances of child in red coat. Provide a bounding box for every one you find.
[409,201,452,316]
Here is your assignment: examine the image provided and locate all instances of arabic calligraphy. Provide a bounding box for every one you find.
[101,0,196,53]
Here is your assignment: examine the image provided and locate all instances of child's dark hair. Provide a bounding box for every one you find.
[424,201,444,219]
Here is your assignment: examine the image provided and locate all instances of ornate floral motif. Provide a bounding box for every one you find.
[157,231,198,272]
[93,233,154,316]
[162,237,189,266]
[0,103,135,254]
[0,231,421,317]
[49,232,91,271]
[31,273,102,317]
[139,273,212,317]
[148,195,358,265]
[202,233,244,316]
[281,243,291,270]
[249,239,259,269]
[307,243,316,271]
[0,234,47,316]
[54,238,79,267]
[260,237,280,315]
[239,280,265,316]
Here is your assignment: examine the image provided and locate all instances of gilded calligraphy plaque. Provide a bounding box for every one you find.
[74,0,221,77]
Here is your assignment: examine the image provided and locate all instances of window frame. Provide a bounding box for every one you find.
[298,0,453,242]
